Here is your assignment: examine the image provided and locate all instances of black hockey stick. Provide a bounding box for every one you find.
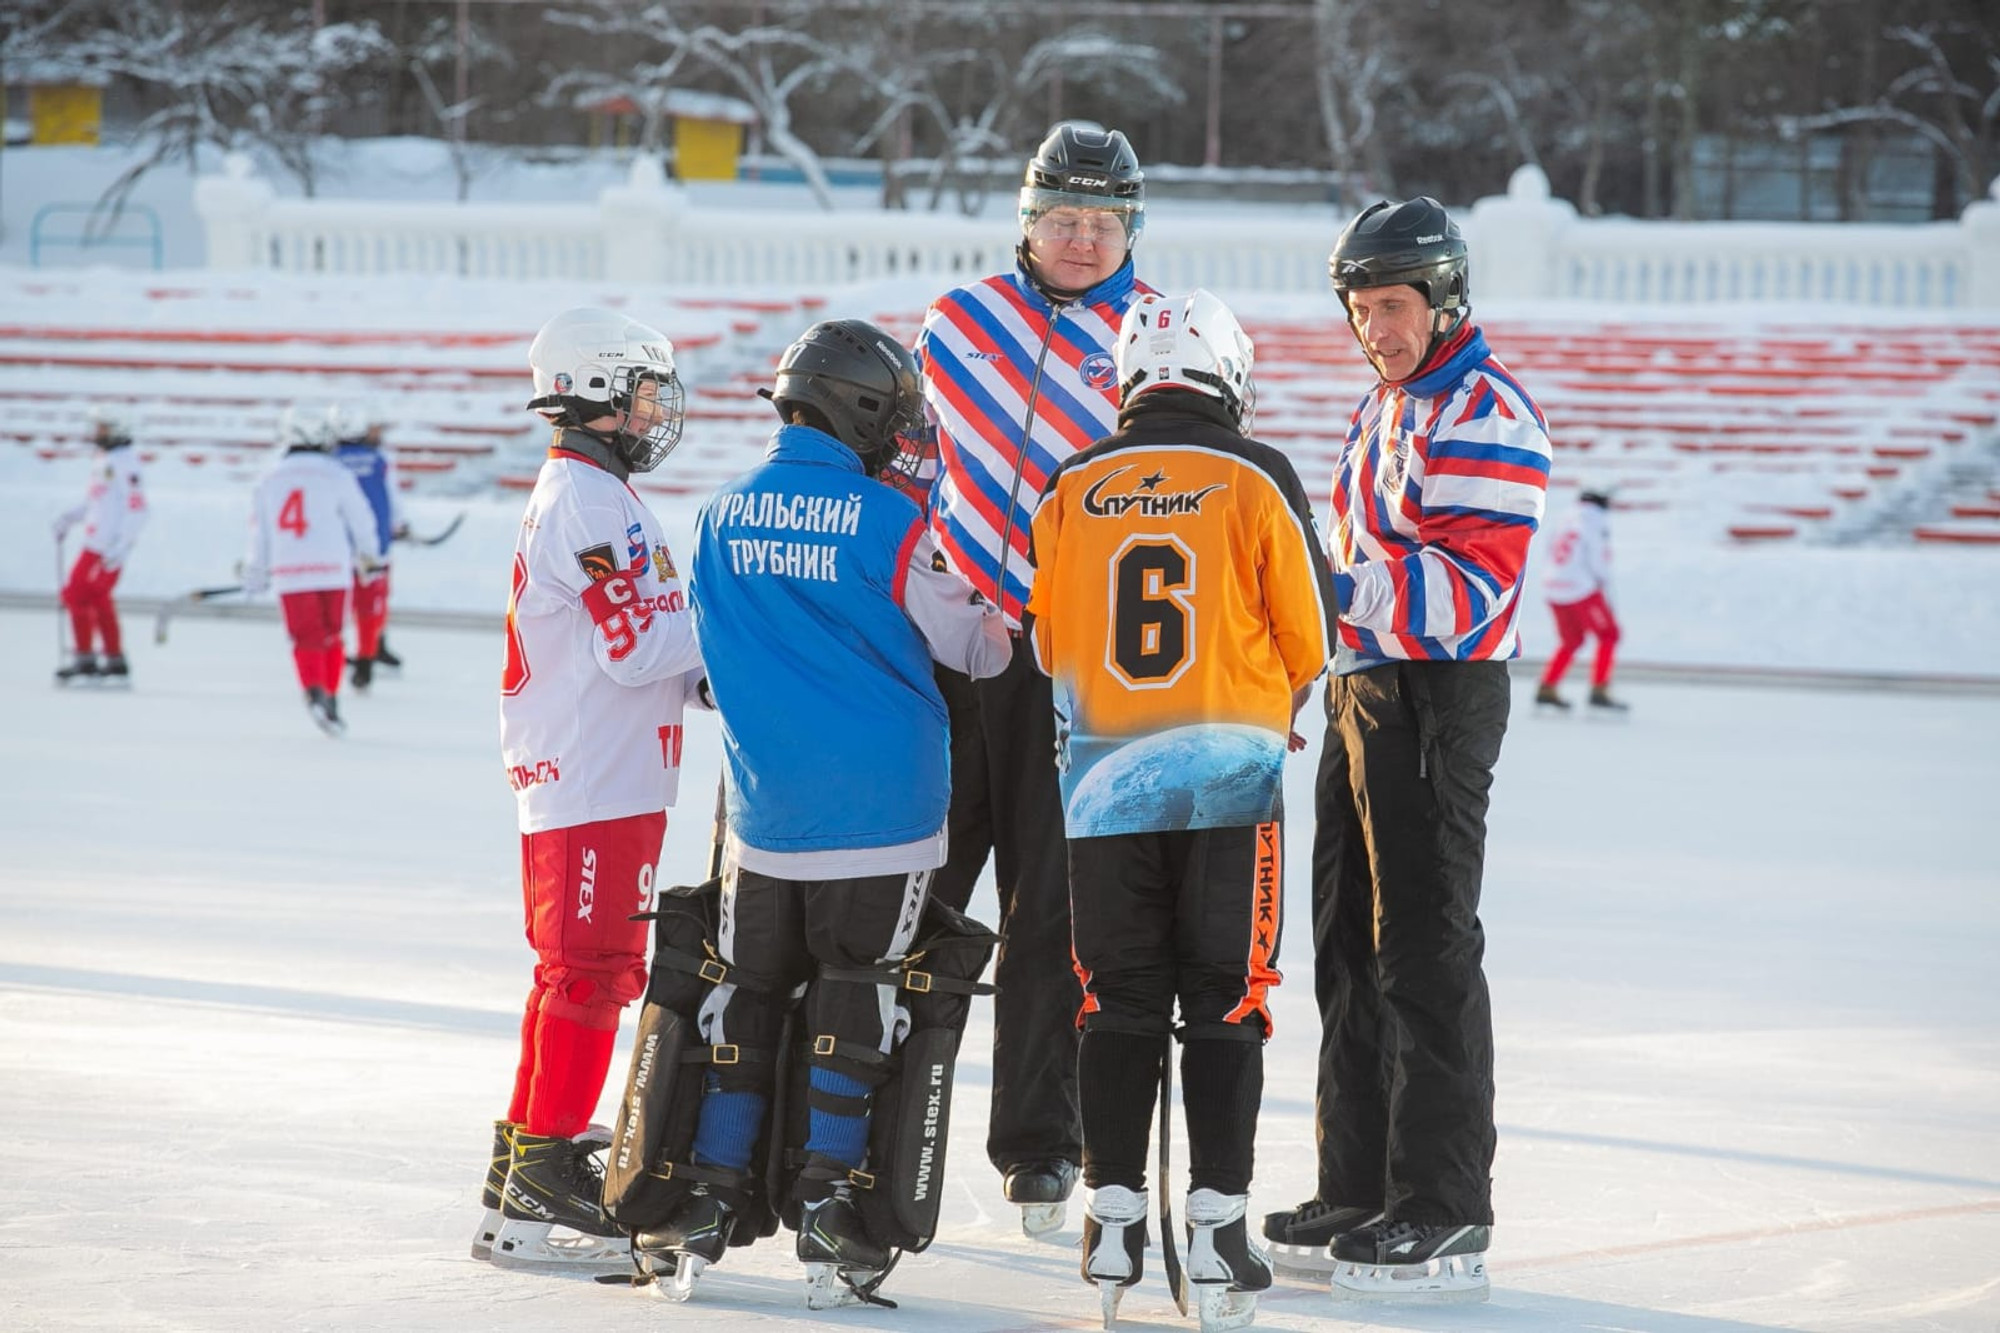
[154,585,246,645]
[395,513,465,548]
[1159,1043,1186,1315]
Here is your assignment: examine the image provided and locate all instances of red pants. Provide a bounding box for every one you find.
[279,588,349,695]
[351,566,390,660]
[1539,591,1621,690]
[507,811,665,1139]
[62,551,124,656]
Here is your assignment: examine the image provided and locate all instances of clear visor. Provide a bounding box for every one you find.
[1019,189,1143,248]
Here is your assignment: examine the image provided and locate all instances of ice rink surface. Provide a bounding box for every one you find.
[1,607,1997,1332]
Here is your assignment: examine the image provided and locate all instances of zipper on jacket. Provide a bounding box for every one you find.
[992,302,1067,617]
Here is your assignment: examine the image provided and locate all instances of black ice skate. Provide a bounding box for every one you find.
[635,1188,739,1303]
[1004,1157,1079,1237]
[54,652,99,685]
[349,656,374,691]
[1329,1220,1490,1303]
[489,1130,629,1271]
[373,639,403,671]
[98,654,130,685]
[1588,686,1630,714]
[1534,683,1570,711]
[304,687,345,738]
[1260,1197,1382,1279]
[798,1188,892,1310]
[1080,1184,1148,1328]
[470,1120,514,1260]
[1184,1190,1271,1333]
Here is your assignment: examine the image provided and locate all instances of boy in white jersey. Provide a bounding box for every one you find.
[475,307,707,1273]
[54,414,149,686]
[241,405,383,734]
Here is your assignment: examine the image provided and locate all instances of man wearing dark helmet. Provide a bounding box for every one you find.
[1264,198,1552,1304]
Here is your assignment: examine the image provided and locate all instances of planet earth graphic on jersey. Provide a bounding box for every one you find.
[1064,724,1284,832]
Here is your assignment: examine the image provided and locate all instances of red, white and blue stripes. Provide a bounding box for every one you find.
[1328,325,1552,668]
[915,261,1146,625]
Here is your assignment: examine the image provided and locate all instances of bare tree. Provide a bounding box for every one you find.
[1309,0,1402,210]
[405,13,516,201]
[1778,20,1998,216]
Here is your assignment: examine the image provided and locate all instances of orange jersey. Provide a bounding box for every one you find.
[1025,395,1338,837]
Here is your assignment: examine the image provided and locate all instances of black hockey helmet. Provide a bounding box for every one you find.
[1329,197,1469,318]
[1020,122,1145,244]
[764,319,930,481]
[1578,486,1614,508]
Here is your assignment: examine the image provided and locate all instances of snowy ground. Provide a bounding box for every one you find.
[2,604,1997,1332]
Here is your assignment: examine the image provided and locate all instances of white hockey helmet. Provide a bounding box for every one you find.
[278,402,335,451]
[526,306,685,472]
[328,400,383,444]
[1115,289,1257,430]
[88,407,133,449]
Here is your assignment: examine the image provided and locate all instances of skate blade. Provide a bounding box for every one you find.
[1097,1279,1124,1328]
[804,1262,877,1310]
[1194,1283,1258,1332]
[488,1220,630,1272]
[1330,1253,1489,1303]
[470,1206,504,1261]
[658,1255,704,1302]
[1268,1241,1337,1281]
[1021,1200,1067,1237]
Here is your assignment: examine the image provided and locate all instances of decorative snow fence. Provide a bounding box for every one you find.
[197,154,2000,308]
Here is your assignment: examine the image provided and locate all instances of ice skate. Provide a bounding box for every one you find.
[634,1188,738,1302]
[304,687,346,738]
[1184,1190,1270,1332]
[488,1130,630,1272]
[1533,683,1570,711]
[373,638,403,671]
[54,652,99,686]
[1005,1158,1078,1237]
[97,654,131,688]
[470,1120,515,1260]
[1080,1184,1148,1328]
[1587,686,1630,715]
[1329,1221,1490,1303]
[798,1188,891,1310]
[1259,1198,1380,1280]
[348,656,374,691]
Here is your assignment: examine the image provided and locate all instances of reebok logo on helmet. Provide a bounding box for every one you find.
[1417,234,1443,243]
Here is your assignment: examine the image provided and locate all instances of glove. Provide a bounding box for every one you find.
[237,560,269,597]
[391,522,411,541]
[356,551,383,576]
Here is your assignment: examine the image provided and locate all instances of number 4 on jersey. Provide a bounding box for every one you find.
[277,488,309,538]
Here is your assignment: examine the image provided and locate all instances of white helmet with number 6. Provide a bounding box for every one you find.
[526,306,685,472]
[1114,289,1257,431]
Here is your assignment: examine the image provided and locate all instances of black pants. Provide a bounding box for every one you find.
[932,639,1082,1171]
[1310,660,1509,1225]
[1069,822,1280,1196]
[702,865,933,1090]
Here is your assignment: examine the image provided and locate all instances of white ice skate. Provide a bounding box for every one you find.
[1328,1221,1490,1303]
[1081,1184,1148,1329]
[1184,1189,1270,1333]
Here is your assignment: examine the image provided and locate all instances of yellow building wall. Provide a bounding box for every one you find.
[31,85,101,146]
[675,117,743,181]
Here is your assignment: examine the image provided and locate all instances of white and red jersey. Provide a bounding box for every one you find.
[501,443,705,834]
[245,449,385,595]
[1541,502,1612,606]
[60,445,149,568]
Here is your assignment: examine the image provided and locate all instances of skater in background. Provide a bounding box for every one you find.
[650,319,1008,1292]
[1535,487,1627,712]
[911,121,1154,1232]
[479,307,705,1272]
[1269,198,1550,1302]
[54,413,149,685]
[1024,290,1337,1329]
[331,404,409,690]
[241,404,384,736]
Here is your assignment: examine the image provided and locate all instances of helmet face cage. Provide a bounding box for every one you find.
[1115,290,1257,430]
[610,362,686,472]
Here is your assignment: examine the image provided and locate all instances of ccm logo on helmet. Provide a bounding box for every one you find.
[1070,175,1108,187]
